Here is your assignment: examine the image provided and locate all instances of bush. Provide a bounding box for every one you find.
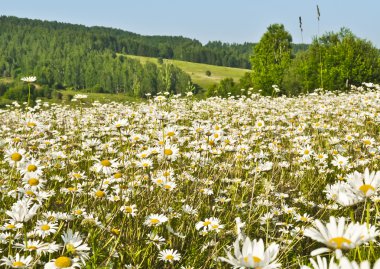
[3,84,33,102]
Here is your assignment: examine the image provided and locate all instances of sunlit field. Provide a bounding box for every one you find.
[2,84,380,268]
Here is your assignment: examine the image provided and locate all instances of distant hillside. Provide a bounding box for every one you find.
[123,54,250,89]
[0,16,253,69]
[0,15,309,99]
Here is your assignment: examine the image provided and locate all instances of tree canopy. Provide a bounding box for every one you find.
[250,24,293,95]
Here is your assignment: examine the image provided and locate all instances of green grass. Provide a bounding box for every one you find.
[122,54,250,89]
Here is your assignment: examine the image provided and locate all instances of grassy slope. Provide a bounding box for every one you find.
[123,54,250,89]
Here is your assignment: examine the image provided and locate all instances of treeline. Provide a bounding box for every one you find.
[0,16,253,69]
[0,55,191,99]
[0,16,195,97]
[208,25,380,97]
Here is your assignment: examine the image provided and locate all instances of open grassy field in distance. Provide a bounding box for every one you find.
[122,54,250,89]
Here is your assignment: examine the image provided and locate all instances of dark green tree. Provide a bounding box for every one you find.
[250,24,292,95]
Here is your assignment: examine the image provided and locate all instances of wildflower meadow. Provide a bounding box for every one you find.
[2,84,380,268]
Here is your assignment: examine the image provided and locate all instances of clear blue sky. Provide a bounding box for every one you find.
[2,0,379,47]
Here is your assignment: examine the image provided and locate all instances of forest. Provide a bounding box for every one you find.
[1,16,378,105]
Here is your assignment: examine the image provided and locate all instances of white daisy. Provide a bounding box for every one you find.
[219,237,281,268]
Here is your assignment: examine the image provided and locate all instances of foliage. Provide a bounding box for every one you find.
[206,78,238,97]
[0,16,252,69]
[250,24,293,95]
[283,28,380,93]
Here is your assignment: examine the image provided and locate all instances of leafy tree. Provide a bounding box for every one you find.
[206,78,238,97]
[284,28,380,93]
[250,24,292,95]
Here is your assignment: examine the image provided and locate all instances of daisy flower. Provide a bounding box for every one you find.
[304,216,379,257]
[346,168,380,198]
[161,143,180,161]
[158,249,181,263]
[14,240,52,255]
[0,253,33,268]
[21,76,37,83]
[195,217,224,233]
[5,147,26,166]
[22,173,46,190]
[35,220,58,238]
[331,155,349,169]
[144,214,168,227]
[92,159,118,175]
[18,158,44,176]
[62,229,90,263]
[219,237,281,269]
[44,256,81,269]
[120,205,138,217]
[6,199,40,223]
[324,181,361,206]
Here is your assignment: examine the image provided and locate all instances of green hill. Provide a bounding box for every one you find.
[123,54,250,89]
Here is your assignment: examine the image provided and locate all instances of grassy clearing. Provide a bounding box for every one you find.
[1,86,380,268]
[123,54,250,89]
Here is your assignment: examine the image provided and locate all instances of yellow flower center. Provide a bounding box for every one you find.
[67,187,76,192]
[156,179,163,184]
[300,216,308,222]
[66,243,76,254]
[13,137,21,143]
[73,173,81,179]
[164,184,171,189]
[27,164,37,172]
[41,224,50,231]
[203,221,211,226]
[164,149,173,155]
[11,152,22,162]
[166,254,174,260]
[27,245,38,250]
[95,190,105,198]
[12,261,25,267]
[114,172,122,178]
[329,237,352,249]
[25,190,35,196]
[27,122,36,127]
[150,218,160,224]
[54,256,72,268]
[74,210,83,215]
[6,224,16,229]
[167,131,175,137]
[359,184,375,194]
[111,228,120,235]
[364,140,372,145]
[28,178,39,186]
[125,206,133,213]
[101,160,111,167]
[243,256,262,263]
[304,150,310,155]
